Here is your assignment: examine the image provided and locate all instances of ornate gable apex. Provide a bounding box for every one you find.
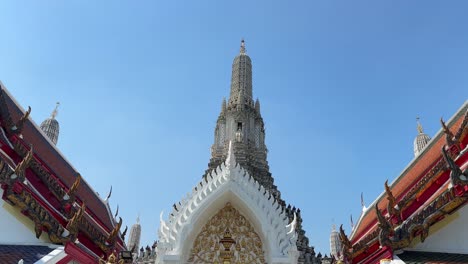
[158,142,298,263]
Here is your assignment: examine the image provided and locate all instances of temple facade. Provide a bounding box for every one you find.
[339,103,468,264]
[147,40,322,264]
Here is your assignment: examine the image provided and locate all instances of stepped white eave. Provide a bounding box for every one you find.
[157,141,298,262]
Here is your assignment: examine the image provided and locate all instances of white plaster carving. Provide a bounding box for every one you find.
[157,141,298,264]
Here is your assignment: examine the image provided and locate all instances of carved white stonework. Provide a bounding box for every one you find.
[157,142,298,264]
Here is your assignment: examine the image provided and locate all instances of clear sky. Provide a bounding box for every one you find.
[1,0,467,255]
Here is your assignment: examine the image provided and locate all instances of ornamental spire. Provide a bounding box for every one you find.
[128,215,142,253]
[416,116,424,134]
[221,97,226,114]
[51,102,60,119]
[330,223,342,260]
[229,39,253,106]
[40,102,60,145]
[413,117,431,156]
[240,38,246,54]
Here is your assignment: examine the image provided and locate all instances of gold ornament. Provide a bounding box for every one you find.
[188,203,266,264]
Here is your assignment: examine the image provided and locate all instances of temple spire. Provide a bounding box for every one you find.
[40,102,60,145]
[416,116,424,134]
[240,39,246,54]
[221,97,226,114]
[330,223,342,260]
[413,117,431,157]
[229,39,253,106]
[51,102,59,119]
[128,215,142,253]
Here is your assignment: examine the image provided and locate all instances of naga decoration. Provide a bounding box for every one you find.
[106,186,113,201]
[338,224,352,261]
[440,118,456,146]
[64,173,81,201]
[107,217,122,244]
[0,159,13,181]
[12,106,31,134]
[375,204,392,248]
[120,225,127,241]
[66,203,86,239]
[114,205,119,218]
[384,180,401,224]
[187,203,265,264]
[441,146,467,187]
[14,144,33,180]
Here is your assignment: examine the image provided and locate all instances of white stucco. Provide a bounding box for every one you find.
[34,246,66,264]
[0,188,51,245]
[156,142,298,264]
[407,204,468,254]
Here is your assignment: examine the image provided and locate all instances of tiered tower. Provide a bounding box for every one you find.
[127,216,142,253]
[40,102,60,145]
[329,224,342,260]
[204,40,317,263]
[206,39,280,201]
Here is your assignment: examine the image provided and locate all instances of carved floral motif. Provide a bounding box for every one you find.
[188,203,266,264]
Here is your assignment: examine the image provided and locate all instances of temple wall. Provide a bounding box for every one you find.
[0,188,50,245]
[408,203,468,254]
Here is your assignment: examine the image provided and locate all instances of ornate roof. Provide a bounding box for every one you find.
[0,82,126,259]
[0,84,117,231]
[343,102,468,264]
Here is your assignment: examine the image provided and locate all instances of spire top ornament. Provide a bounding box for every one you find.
[240,38,246,54]
[51,102,60,119]
[416,116,424,134]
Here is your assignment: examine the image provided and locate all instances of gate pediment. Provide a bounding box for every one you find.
[157,142,298,264]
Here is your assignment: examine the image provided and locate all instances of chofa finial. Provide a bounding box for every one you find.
[240,39,246,54]
[51,102,60,119]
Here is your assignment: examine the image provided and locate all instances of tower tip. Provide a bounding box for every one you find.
[416,116,424,134]
[51,102,60,119]
[240,38,246,54]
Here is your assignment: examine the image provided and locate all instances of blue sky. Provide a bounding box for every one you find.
[1,0,467,255]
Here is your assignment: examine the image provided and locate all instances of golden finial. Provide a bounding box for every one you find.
[240,38,246,54]
[416,116,424,134]
[51,102,60,119]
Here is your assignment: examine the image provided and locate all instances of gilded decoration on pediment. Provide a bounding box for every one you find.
[188,203,266,264]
